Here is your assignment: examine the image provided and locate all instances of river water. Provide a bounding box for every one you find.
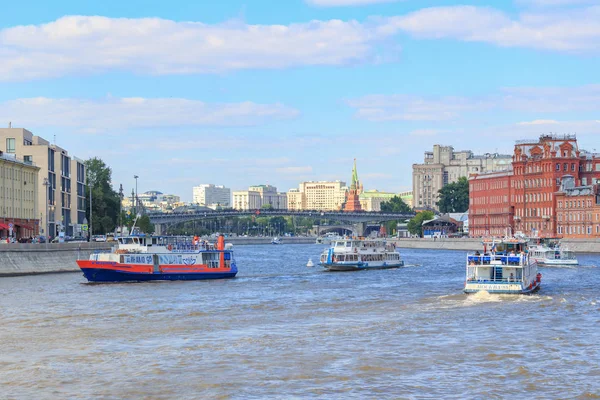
[1,245,599,399]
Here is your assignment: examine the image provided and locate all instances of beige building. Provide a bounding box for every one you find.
[0,127,86,238]
[287,181,347,211]
[287,189,304,211]
[413,145,511,210]
[398,190,413,208]
[233,185,287,210]
[0,152,40,238]
[359,190,397,212]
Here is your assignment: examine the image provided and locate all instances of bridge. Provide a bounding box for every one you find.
[149,210,415,236]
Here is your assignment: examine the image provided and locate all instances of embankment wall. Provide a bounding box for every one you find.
[392,238,600,254]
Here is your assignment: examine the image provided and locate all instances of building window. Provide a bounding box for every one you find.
[563,163,568,172]
[23,155,32,164]
[556,163,560,171]
[6,138,15,153]
[571,163,576,172]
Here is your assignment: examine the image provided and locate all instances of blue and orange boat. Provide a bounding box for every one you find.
[76,234,237,282]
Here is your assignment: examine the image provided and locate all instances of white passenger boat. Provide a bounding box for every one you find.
[528,238,578,267]
[271,237,281,245]
[319,238,404,271]
[464,238,541,294]
[315,232,343,245]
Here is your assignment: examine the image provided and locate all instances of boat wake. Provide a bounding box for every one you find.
[431,291,554,309]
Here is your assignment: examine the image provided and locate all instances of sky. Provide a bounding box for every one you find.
[1,0,600,202]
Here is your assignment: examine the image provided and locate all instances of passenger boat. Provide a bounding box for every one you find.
[319,238,404,271]
[271,237,281,245]
[76,234,237,282]
[464,237,541,294]
[315,232,343,245]
[528,238,578,267]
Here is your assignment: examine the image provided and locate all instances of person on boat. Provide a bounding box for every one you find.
[509,273,514,282]
[475,250,480,256]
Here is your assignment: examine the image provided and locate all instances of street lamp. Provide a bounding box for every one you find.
[42,178,49,238]
[134,175,139,213]
[119,184,124,236]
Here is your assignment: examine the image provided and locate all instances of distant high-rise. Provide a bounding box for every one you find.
[192,184,231,207]
[413,145,512,210]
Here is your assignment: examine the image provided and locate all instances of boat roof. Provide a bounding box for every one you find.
[480,237,529,245]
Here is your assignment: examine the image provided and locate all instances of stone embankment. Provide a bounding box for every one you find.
[0,242,112,276]
[0,237,317,277]
[392,237,600,254]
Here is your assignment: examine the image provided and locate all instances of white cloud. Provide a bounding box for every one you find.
[0,97,299,130]
[275,166,314,174]
[0,15,388,81]
[306,0,398,6]
[386,5,600,52]
[2,5,600,81]
[517,119,559,125]
[346,94,490,121]
[516,0,597,7]
[410,129,443,136]
[348,84,600,121]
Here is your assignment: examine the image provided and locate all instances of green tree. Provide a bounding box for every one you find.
[407,211,435,237]
[85,157,120,235]
[380,196,412,213]
[437,176,469,213]
[137,215,155,234]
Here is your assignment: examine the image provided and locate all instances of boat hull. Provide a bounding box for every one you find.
[464,280,541,294]
[77,260,237,282]
[320,261,404,272]
[535,259,579,267]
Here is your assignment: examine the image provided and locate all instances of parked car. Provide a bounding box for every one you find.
[92,235,107,242]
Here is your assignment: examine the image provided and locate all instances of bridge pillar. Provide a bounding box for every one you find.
[355,222,366,237]
[154,224,165,236]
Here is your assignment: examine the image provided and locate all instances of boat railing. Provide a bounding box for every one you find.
[167,243,218,252]
[465,276,523,284]
[467,254,526,266]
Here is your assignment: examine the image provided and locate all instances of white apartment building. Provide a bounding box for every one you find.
[193,184,231,207]
[0,127,86,237]
[286,181,347,211]
[413,145,512,210]
[233,185,287,210]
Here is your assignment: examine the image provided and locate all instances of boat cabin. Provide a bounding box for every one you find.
[466,240,531,283]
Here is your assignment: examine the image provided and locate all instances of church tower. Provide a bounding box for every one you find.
[343,159,363,212]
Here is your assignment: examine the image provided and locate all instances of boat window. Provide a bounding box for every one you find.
[335,241,346,248]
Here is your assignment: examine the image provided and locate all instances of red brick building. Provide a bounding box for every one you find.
[469,134,600,238]
[555,176,600,238]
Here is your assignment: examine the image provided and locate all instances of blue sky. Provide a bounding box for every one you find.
[1,0,599,201]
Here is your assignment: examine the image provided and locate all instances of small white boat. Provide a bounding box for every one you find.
[306,258,314,267]
[318,238,404,271]
[464,237,541,295]
[271,237,281,245]
[528,238,578,267]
